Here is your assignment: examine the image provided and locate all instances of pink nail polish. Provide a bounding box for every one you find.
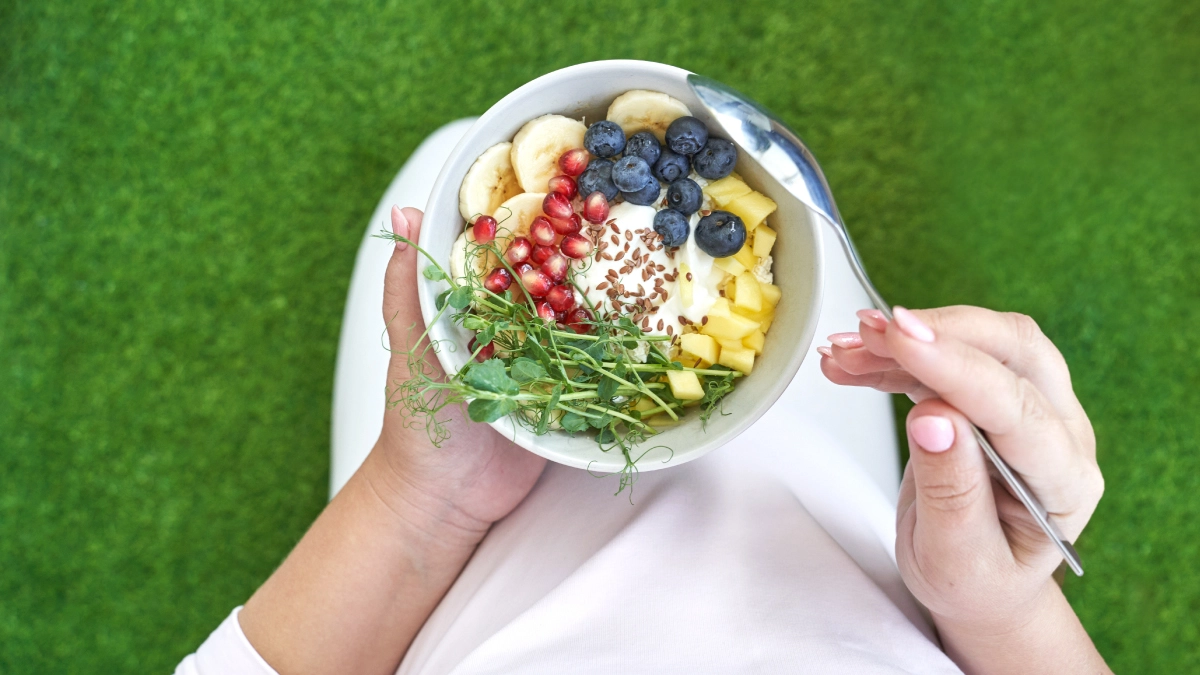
[390,205,408,250]
[816,346,833,358]
[910,416,954,452]
[856,309,888,332]
[893,306,935,343]
[827,332,863,349]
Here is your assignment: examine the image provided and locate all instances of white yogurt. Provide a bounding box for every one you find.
[573,178,725,344]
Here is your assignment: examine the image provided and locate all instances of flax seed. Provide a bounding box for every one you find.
[657,319,664,331]
[596,281,609,290]
[701,316,708,325]
[609,222,619,234]
[677,315,687,325]
[625,230,633,241]
[610,234,620,246]
[686,272,693,281]
[614,249,625,261]
[602,252,613,260]
[666,325,674,336]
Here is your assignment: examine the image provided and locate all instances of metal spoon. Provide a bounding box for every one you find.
[687,74,1084,576]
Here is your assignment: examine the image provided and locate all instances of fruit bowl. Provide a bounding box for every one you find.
[418,60,824,473]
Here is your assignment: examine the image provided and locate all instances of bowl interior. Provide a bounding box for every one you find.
[418,60,823,473]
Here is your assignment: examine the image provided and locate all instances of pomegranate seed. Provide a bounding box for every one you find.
[582,191,609,224]
[549,213,581,235]
[566,308,593,334]
[520,268,553,298]
[543,192,573,220]
[483,267,512,294]
[472,215,497,244]
[559,148,589,177]
[514,262,534,276]
[559,233,593,259]
[548,175,578,200]
[530,216,557,246]
[531,244,556,264]
[505,236,532,264]
[468,337,495,362]
[546,284,577,313]
[535,301,557,322]
[541,253,569,282]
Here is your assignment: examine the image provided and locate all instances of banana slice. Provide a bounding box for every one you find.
[459,142,522,222]
[448,231,494,284]
[510,115,587,193]
[606,90,692,143]
[493,192,547,249]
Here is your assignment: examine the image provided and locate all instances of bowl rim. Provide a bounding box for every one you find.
[417,59,824,472]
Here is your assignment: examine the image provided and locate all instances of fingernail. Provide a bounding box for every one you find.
[390,205,408,250]
[827,332,863,349]
[816,346,833,358]
[893,306,934,343]
[910,416,955,452]
[856,309,888,331]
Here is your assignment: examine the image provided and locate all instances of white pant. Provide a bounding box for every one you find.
[329,119,901,500]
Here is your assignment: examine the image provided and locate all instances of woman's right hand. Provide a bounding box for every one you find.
[819,306,1109,674]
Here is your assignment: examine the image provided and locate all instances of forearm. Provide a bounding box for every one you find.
[239,447,486,675]
[935,581,1110,675]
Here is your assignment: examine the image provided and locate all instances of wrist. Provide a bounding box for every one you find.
[933,581,1109,674]
[357,446,492,550]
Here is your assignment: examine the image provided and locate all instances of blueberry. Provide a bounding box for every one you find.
[653,209,690,248]
[622,179,662,206]
[611,155,654,192]
[577,158,618,201]
[666,178,702,215]
[694,210,746,258]
[624,131,662,165]
[691,138,737,179]
[652,148,690,183]
[665,116,709,156]
[584,120,625,158]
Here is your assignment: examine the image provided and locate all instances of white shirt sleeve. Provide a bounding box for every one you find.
[175,607,279,675]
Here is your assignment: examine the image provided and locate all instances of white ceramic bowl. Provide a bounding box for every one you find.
[419,60,823,473]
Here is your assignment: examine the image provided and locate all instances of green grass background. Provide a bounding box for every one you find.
[2,0,1197,671]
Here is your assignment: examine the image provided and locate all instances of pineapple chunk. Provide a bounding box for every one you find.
[677,354,700,368]
[718,344,756,375]
[715,337,744,351]
[753,225,777,258]
[743,330,765,355]
[713,256,746,277]
[725,191,778,231]
[724,275,736,302]
[760,282,781,307]
[733,242,757,271]
[680,333,719,365]
[703,175,752,207]
[733,303,774,323]
[666,370,705,401]
[633,397,659,413]
[679,262,693,306]
[701,312,759,340]
[708,297,732,317]
[733,271,762,313]
[759,315,775,333]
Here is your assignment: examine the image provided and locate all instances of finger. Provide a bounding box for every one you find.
[902,399,1011,579]
[885,307,1097,522]
[826,333,900,375]
[383,207,440,369]
[818,351,937,400]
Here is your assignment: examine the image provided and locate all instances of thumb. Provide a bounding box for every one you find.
[383,206,437,363]
[905,399,1007,569]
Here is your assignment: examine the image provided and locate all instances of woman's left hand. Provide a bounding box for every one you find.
[368,206,547,543]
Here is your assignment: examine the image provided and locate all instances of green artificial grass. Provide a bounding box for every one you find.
[2,0,1197,671]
